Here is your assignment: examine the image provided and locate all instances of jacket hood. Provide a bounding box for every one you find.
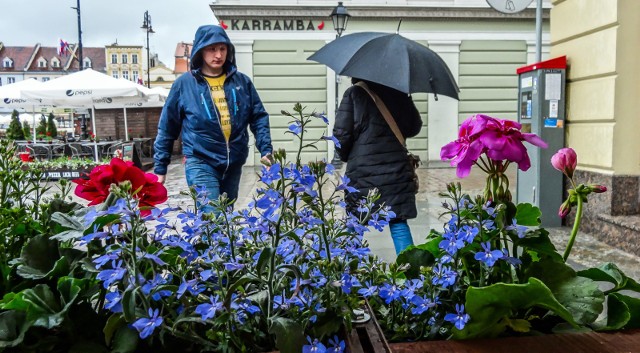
[190,25,236,72]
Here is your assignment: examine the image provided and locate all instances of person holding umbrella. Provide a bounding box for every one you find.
[333,78,422,254]
[153,25,273,213]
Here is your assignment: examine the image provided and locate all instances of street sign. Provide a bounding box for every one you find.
[486,0,534,14]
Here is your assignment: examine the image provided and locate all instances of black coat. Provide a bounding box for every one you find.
[333,81,422,220]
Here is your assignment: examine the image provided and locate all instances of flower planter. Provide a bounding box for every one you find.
[387,329,640,353]
[38,167,91,180]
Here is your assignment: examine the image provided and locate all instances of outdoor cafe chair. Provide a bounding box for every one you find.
[50,144,66,160]
[25,145,50,161]
[68,143,93,159]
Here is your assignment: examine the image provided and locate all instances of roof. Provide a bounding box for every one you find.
[0,45,36,72]
[173,42,192,74]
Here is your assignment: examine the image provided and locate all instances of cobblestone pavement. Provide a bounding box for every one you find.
[57,158,640,280]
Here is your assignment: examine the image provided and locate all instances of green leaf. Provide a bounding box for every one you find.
[50,211,84,231]
[592,293,631,331]
[0,310,30,348]
[0,293,29,311]
[526,258,604,325]
[515,203,542,226]
[454,278,577,339]
[110,325,139,353]
[256,247,275,277]
[103,314,127,346]
[578,263,640,293]
[57,277,82,308]
[268,317,305,353]
[121,288,137,323]
[15,234,60,280]
[517,229,563,263]
[610,293,640,329]
[22,284,64,329]
[395,245,436,279]
[85,214,120,236]
[51,229,85,242]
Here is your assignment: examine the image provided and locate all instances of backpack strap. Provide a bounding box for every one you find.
[354,81,405,146]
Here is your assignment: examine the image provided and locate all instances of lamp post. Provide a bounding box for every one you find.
[71,0,83,71]
[329,2,350,167]
[141,11,155,88]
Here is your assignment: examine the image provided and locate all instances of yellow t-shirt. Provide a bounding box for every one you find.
[204,74,231,142]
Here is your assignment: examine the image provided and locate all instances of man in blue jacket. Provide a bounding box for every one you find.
[153,25,273,213]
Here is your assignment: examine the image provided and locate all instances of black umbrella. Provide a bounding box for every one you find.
[308,32,459,100]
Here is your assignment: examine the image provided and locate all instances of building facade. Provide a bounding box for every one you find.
[210,0,551,166]
[105,43,144,83]
[550,0,640,254]
[0,42,105,86]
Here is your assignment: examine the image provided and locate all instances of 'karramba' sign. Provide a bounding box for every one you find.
[221,19,325,31]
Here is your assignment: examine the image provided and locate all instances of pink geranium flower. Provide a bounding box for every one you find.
[550,147,577,179]
[440,114,548,178]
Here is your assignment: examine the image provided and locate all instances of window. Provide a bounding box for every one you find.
[2,58,13,68]
[133,70,139,82]
[112,71,119,79]
[37,58,47,68]
[42,77,50,82]
[51,58,60,68]
[123,71,129,80]
[122,54,128,64]
[8,77,15,84]
[132,54,138,64]
[111,54,117,64]
[83,58,92,68]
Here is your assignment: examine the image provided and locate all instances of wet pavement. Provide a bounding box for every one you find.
[154,158,640,280]
[55,157,640,281]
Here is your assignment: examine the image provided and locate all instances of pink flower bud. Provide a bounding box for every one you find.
[558,201,572,218]
[551,148,577,179]
[587,184,607,193]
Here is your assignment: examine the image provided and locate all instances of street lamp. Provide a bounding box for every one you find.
[329,2,350,167]
[141,10,155,88]
[183,43,190,73]
[71,0,83,71]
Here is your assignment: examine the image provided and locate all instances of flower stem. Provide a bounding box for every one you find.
[562,195,583,261]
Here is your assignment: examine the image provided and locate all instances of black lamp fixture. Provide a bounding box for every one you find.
[141,10,155,88]
[329,2,350,167]
[330,1,351,38]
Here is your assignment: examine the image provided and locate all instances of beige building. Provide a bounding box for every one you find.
[105,43,144,84]
[550,0,640,254]
[210,0,551,166]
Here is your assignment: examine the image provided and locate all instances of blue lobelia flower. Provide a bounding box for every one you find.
[439,233,465,256]
[132,308,163,339]
[302,337,327,353]
[327,335,346,353]
[288,121,303,135]
[311,111,329,124]
[321,135,341,149]
[259,162,281,185]
[357,281,377,298]
[96,263,126,289]
[505,219,528,238]
[444,304,471,330]
[335,174,357,193]
[379,283,401,304]
[195,295,224,321]
[104,291,123,313]
[474,241,504,267]
[410,295,435,315]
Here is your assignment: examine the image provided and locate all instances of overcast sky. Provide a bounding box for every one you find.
[0,0,217,69]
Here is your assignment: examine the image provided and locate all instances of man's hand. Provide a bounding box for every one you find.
[157,174,166,184]
[260,153,274,166]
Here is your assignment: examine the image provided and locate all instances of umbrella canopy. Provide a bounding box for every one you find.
[0,79,45,108]
[308,32,459,99]
[20,69,147,105]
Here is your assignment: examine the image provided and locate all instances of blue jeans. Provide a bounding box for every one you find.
[184,157,243,214]
[389,220,414,255]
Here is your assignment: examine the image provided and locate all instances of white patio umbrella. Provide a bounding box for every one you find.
[21,69,149,161]
[0,79,47,142]
[93,79,166,140]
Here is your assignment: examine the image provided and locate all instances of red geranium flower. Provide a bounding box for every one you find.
[72,158,167,215]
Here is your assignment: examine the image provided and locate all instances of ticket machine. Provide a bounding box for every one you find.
[516,56,566,227]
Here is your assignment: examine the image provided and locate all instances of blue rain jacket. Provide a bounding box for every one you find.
[153,25,272,175]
